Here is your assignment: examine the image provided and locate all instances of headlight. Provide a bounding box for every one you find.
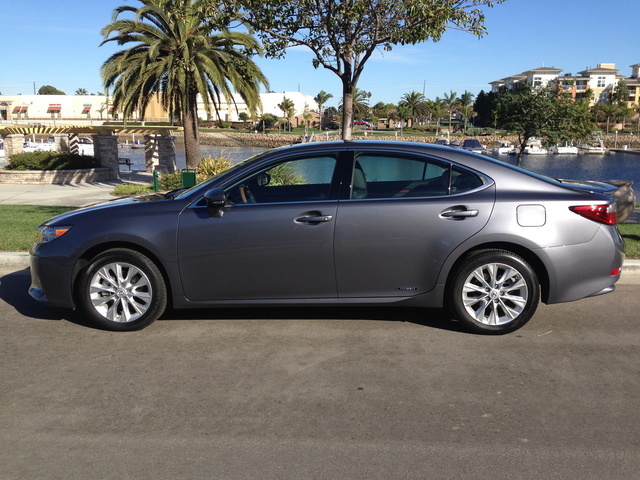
[34,225,72,244]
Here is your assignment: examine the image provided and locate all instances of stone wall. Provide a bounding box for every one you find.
[0,168,111,184]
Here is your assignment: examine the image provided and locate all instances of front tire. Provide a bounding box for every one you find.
[77,249,167,331]
[448,250,539,334]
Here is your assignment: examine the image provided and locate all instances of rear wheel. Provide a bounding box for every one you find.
[448,250,539,334]
[77,248,167,331]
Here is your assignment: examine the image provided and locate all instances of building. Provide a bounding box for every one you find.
[490,63,640,107]
[0,91,319,126]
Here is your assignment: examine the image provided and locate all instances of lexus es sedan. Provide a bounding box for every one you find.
[29,141,625,334]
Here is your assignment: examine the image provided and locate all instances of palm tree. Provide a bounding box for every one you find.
[75,88,89,95]
[100,0,268,168]
[351,88,372,122]
[398,91,426,128]
[314,90,333,128]
[277,96,295,132]
[442,90,460,133]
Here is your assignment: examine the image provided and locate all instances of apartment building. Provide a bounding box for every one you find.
[490,63,640,107]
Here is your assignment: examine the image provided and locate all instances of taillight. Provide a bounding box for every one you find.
[569,204,617,225]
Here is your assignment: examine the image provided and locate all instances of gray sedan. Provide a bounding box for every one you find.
[29,141,625,334]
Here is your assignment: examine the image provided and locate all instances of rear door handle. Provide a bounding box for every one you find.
[440,209,479,219]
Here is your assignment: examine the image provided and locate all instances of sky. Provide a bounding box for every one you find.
[0,0,638,109]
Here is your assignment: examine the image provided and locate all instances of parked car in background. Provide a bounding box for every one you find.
[29,141,625,334]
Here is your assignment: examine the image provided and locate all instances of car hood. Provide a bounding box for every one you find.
[41,192,177,226]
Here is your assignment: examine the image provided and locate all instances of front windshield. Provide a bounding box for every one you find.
[171,149,273,198]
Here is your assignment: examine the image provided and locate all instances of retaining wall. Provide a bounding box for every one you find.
[0,168,111,184]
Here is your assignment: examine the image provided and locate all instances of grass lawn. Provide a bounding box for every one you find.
[0,205,76,252]
[1,204,639,258]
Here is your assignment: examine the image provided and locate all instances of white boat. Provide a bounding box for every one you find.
[77,137,94,156]
[549,141,578,155]
[491,141,515,155]
[577,133,607,154]
[523,138,548,155]
[22,139,56,153]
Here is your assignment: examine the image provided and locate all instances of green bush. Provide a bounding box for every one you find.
[5,151,100,170]
[157,154,234,190]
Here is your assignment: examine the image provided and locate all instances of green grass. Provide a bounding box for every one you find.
[618,223,640,259]
[1,204,640,257]
[0,205,76,251]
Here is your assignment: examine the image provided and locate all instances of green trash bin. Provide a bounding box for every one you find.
[181,168,197,188]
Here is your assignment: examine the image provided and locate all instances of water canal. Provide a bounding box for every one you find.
[120,143,640,189]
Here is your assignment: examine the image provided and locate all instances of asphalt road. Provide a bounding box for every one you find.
[1,266,639,480]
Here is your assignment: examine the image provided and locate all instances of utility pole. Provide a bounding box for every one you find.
[33,82,36,95]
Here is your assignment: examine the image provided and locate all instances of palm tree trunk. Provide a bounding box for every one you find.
[183,104,201,169]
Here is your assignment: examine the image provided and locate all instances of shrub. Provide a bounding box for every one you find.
[6,151,100,170]
[156,153,234,190]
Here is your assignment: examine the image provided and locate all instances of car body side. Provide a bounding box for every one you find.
[29,141,625,314]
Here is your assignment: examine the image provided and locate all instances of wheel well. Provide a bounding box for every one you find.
[446,242,550,303]
[71,242,173,308]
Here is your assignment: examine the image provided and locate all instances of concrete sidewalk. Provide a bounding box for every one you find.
[1,173,639,279]
[0,171,152,207]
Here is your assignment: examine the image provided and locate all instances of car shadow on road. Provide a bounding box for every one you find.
[0,268,97,329]
[1,269,466,333]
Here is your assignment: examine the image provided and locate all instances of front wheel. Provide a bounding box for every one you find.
[447,250,540,334]
[77,249,167,331]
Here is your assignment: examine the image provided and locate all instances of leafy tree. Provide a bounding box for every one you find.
[259,113,278,131]
[75,88,89,95]
[398,91,427,128]
[224,0,506,140]
[314,90,334,128]
[38,85,65,95]
[472,90,497,127]
[100,0,268,168]
[496,86,593,165]
[609,79,629,106]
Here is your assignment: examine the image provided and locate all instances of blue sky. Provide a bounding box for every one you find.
[0,0,638,108]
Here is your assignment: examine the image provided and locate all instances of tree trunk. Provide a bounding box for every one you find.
[341,81,354,141]
[183,104,201,169]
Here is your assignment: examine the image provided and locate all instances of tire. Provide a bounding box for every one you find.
[77,248,167,331]
[447,250,540,334]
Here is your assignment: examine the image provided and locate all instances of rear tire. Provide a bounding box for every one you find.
[447,250,539,334]
[77,248,167,331]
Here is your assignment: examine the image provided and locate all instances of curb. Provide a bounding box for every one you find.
[3,251,640,276]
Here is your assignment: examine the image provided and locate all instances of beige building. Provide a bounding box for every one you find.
[490,63,640,107]
[0,91,319,125]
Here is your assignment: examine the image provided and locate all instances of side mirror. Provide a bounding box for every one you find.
[204,187,226,217]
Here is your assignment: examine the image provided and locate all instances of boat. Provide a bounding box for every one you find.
[549,141,578,155]
[22,139,56,153]
[577,133,607,154]
[77,137,94,156]
[461,138,486,154]
[523,138,548,155]
[491,141,515,155]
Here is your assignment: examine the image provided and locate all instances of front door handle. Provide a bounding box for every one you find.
[295,214,334,224]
